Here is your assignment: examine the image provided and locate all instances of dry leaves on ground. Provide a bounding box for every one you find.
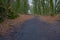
[0,14,34,35]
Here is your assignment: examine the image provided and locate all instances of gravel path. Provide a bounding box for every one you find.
[14,17,60,40]
[0,17,60,40]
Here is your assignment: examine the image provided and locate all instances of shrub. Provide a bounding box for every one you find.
[0,7,5,23]
[7,10,18,19]
[0,16,4,23]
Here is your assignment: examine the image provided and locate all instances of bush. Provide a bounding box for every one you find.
[0,0,20,23]
[0,7,5,23]
[7,10,18,19]
[0,16,4,23]
[56,14,60,17]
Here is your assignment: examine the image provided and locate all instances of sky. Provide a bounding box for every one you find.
[28,0,33,6]
[28,0,55,6]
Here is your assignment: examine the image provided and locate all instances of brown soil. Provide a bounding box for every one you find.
[40,15,60,23]
[0,14,34,36]
[0,14,60,36]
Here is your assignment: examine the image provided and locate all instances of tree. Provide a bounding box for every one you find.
[37,0,41,15]
[0,0,11,22]
[33,0,38,15]
[20,0,29,14]
[49,0,54,16]
[56,0,60,14]
[0,0,21,22]
[7,0,20,19]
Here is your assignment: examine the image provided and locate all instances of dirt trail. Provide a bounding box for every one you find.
[0,15,34,36]
[0,16,60,40]
[14,17,60,40]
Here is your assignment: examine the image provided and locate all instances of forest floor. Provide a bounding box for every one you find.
[0,14,60,40]
[39,15,60,23]
[0,14,34,36]
[13,16,60,40]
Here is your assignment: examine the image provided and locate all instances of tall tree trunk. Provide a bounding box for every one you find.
[49,0,54,16]
[33,0,38,15]
[37,0,41,15]
[41,0,45,15]
[23,0,29,14]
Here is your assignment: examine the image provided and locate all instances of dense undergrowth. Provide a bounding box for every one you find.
[0,0,19,23]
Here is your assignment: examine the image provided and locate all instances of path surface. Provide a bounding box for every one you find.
[0,17,60,40]
[14,17,60,40]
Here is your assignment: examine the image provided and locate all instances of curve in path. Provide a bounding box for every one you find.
[14,17,60,40]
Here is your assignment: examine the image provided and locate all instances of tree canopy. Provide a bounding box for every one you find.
[0,0,60,22]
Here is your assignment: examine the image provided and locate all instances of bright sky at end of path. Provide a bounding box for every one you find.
[28,0,33,6]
